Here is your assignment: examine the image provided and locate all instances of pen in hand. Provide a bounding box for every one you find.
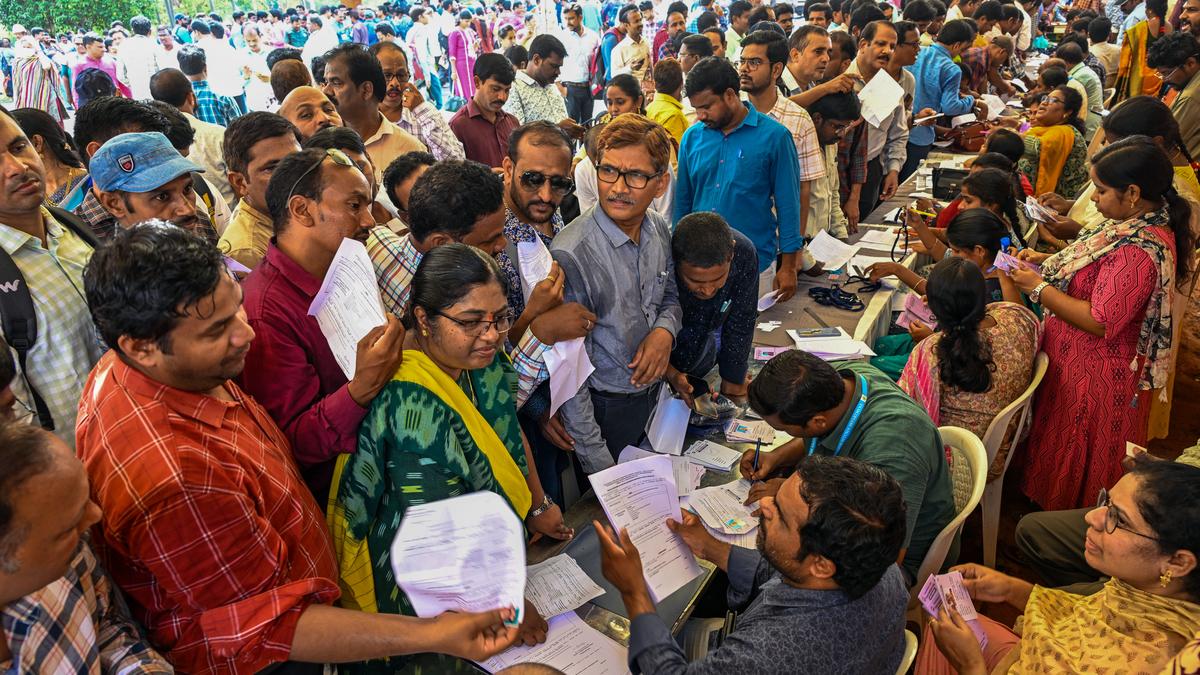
[751,439,762,479]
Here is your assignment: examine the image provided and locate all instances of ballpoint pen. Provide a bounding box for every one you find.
[751,438,762,477]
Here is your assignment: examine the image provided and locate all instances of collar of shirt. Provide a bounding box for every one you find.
[651,92,683,110]
[757,574,853,610]
[262,241,323,299]
[0,207,63,255]
[593,203,649,249]
[699,101,761,138]
[77,188,117,239]
[365,111,400,145]
[504,206,564,243]
[782,66,804,95]
[109,349,244,429]
[516,70,551,89]
[1184,69,1200,98]
[816,369,865,452]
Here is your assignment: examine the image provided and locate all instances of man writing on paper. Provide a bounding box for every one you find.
[665,213,758,409]
[552,114,682,473]
[240,147,405,506]
[738,351,955,585]
[595,455,911,673]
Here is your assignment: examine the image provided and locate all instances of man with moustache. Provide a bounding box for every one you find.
[449,53,521,167]
[278,85,344,140]
[551,114,681,472]
[844,21,911,214]
[0,106,103,445]
[87,132,216,244]
[1180,0,1200,31]
[370,40,464,160]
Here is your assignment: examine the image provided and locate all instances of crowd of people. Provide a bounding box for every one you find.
[3,0,1200,672]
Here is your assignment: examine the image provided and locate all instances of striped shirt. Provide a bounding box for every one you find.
[366,226,550,406]
[0,209,104,448]
[763,93,827,183]
[76,351,341,674]
[395,101,465,161]
[1,543,172,674]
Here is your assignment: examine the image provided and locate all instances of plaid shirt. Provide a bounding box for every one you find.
[76,351,341,674]
[366,226,550,406]
[2,543,171,674]
[0,209,104,448]
[763,95,826,183]
[75,180,219,245]
[191,79,242,127]
[396,100,465,160]
[836,122,868,204]
[962,47,993,93]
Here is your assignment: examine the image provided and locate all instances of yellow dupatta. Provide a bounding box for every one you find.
[1027,125,1075,196]
[1010,579,1200,674]
[1114,20,1163,105]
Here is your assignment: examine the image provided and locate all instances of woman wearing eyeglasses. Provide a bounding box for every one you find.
[328,244,571,673]
[996,84,1089,200]
[916,455,1200,675]
[1006,137,1193,512]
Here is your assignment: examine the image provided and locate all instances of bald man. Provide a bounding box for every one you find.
[271,58,313,105]
[278,85,343,139]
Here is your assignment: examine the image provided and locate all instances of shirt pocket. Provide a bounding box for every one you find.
[733,152,771,197]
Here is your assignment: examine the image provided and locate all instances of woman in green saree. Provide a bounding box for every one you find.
[329,244,573,673]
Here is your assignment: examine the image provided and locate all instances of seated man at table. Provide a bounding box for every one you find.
[596,454,910,673]
[740,350,955,584]
[664,212,758,407]
[551,114,682,474]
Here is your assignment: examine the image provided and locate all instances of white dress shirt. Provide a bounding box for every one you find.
[558,26,601,83]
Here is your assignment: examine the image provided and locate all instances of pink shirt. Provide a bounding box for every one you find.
[72,55,132,102]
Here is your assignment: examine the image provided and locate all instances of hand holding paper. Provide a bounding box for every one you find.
[308,238,392,381]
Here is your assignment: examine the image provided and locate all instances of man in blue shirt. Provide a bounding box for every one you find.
[596,454,910,674]
[675,56,803,303]
[901,19,984,180]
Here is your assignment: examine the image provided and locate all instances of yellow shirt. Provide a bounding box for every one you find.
[218,201,273,270]
[645,92,689,145]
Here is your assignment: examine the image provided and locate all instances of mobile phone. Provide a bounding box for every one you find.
[685,375,711,398]
[791,327,842,338]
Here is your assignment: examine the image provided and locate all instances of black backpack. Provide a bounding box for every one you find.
[0,206,99,430]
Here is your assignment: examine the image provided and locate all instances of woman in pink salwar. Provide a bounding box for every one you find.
[448,10,479,100]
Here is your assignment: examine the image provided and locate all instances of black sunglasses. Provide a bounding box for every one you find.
[520,170,575,195]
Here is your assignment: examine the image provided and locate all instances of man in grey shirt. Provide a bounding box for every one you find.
[551,114,681,473]
[596,455,911,674]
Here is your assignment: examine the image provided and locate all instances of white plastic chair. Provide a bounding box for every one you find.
[979,352,1050,567]
[909,426,987,607]
[897,629,919,675]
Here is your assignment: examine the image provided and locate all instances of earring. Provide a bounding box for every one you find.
[422,329,428,336]
[1160,570,1173,588]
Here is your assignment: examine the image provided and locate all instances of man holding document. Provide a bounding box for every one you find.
[595,455,911,673]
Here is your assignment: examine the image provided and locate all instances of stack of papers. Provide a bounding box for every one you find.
[308,238,388,380]
[1023,197,1058,223]
[991,250,1041,275]
[788,326,876,361]
[807,230,859,271]
[524,554,604,619]
[478,612,628,674]
[683,439,744,471]
[723,419,776,445]
[855,228,900,247]
[979,93,1006,120]
[618,445,706,496]
[684,481,759,535]
[950,113,976,128]
[918,572,989,649]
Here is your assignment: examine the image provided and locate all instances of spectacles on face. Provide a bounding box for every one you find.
[519,170,575,195]
[1095,488,1160,541]
[737,56,767,71]
[286,148,354,203]
[383,69,410,83]
[596,164,663,189]
[1157,65,1182,81]
[1039,94,1065,106]
[828,120,855,137]
[436,309,514,336]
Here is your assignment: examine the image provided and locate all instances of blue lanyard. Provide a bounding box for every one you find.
[808,375,869,457]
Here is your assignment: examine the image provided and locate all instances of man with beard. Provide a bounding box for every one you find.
[1180,0,1200,31]
[495,122,581,503]
[596,454,910,673]
[370,41,464,160]
[675,57,802,301]
[240,147,405,505]
[278,85,343,140]
[0,106,103,445]
[88,132,216,244]
[321,44,426,186]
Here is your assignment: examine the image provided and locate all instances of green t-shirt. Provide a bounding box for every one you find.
[812,361,956,582]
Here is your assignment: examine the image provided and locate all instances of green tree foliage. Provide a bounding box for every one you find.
[0,0,159,33]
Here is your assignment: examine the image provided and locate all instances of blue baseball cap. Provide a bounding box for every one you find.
[91,132,204,194]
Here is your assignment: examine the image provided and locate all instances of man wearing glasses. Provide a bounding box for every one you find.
[369,40,465,160]
[1147,30,1200,158]
[551,114,681,473]
[802,90,861,239]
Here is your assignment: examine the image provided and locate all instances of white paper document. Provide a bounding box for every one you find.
[589,455,703,602]
[807,230,860,271]
[686,483,759,535]
[308,238,388,380]
[645,384,690,456]
[618,445,705,496]
[979,94,1006,120]
[858,68,906,127]
[479,612,629,674]
[525,554,605,619]
[950,113,976,127]
[517,237,554,304]
[545,338,595,416]
[856,228,899,247]
[684,439,743,471]
[390,492,526,619]
[757,289,782,311]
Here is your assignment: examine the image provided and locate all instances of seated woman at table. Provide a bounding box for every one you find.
[900,257,1040,480]
[997,84,1090,200]
[1037,95,1200,249]
[917,455,1200,675]
[1007,136,1193,511]
[911,156,1028,257]
[328,244,571,672]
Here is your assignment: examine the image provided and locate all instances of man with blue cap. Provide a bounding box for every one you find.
[89,132,215,242]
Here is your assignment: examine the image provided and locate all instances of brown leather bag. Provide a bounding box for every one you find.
[943,121,989,152]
